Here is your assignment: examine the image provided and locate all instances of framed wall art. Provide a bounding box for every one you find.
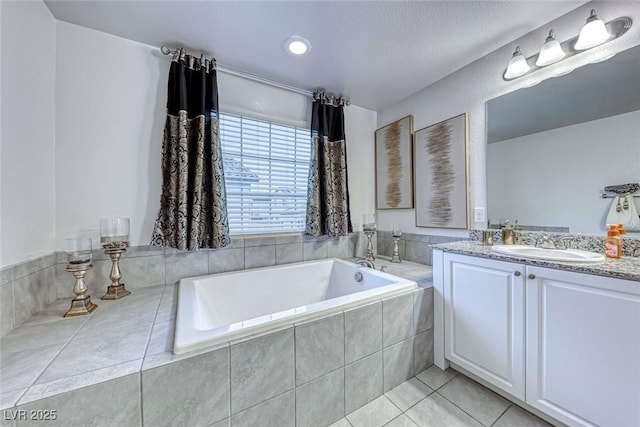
[375,115,414,209]
[414,113,468,229]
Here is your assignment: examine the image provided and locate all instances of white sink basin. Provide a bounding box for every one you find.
[491,245,605,263]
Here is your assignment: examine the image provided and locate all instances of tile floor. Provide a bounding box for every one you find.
[331,366,553,427]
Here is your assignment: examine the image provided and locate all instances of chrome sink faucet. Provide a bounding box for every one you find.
[356,259,376,269]
[535,234,557,249]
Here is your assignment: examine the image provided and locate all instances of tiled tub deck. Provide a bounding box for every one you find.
[0,259,434,427]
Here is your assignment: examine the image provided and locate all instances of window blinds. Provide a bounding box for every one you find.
[219,112,311,234]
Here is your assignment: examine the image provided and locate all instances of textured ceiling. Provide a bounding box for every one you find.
[44,0,586,110]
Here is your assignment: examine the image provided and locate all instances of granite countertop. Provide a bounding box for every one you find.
[431,241,640,282]
[0,257,432,410]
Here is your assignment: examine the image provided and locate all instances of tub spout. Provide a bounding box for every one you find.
[356,259,376,269]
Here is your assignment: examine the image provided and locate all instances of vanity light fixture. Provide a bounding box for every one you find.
[575,9,611,50]
[536,30,565,66]
[502,12,632,82]
[504,46,530,79]
[285,36,311,56]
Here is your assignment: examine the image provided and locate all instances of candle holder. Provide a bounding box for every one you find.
[64,238,98,317]
[362,214,376,262]
[100,218,131,300]
[391,224,402,263]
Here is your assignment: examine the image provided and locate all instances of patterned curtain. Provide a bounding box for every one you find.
[151,48,230,250]
[305,92,352,237]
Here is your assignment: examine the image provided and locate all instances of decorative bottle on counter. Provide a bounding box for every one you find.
[605,224,622,259]
[502,228,515,245]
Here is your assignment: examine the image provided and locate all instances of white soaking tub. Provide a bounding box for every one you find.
[174,258,417,354]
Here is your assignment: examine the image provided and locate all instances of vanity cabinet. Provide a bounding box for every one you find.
[525,266,640,427]
[443,253,526,399]
[437,251,640,427]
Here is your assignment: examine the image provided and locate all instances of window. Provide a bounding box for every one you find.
[219,112,311,234]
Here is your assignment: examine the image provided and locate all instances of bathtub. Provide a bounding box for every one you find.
[174,258,417,354]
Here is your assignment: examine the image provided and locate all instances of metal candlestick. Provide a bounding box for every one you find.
[102,242,131,300]
[391,235,402,263]
[64,264,98,317]
[363,225,376,262]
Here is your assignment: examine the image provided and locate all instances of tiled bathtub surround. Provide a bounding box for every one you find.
[469,229,640,257]
[377,231,463,265]
[0,279,435,427]
[0,232,371,337]
[0,253,57,337]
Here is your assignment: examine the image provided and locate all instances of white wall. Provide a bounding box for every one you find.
[55,22,165,249]
[345,105,377,230]
[54,22,377,249]
[0,1,56,268]
[488,110,640,234]
[377,1,640,237]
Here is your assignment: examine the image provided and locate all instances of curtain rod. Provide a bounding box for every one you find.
[160,45,314,98]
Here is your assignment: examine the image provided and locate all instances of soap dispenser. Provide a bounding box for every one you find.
[605,224,622,259]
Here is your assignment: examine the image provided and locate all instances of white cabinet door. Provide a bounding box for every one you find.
[526,266,640,427]
[443,253,526,399]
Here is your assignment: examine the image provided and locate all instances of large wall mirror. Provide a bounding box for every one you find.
[486,44,640,235]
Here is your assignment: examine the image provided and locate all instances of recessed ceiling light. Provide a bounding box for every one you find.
[285,36,311,56]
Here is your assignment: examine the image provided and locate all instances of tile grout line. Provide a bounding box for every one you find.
[22,314,93,400]
[438,373,513,427]
[230,381,293,418]
[414,367,457,391]
[404,402,424,426]
[24,357,145,400]
[382,413,405,427]
[345,410,355,426]
[10,388,28,412]
[381,297,385,395]
[293,325,297,425]
[395,374,435,414]
[162,250,168,303]
[139,372,145,427]
[489,404,512,427]
[11,268,46,330]
[384,392,405,415]
[10,279,16,334]
[399,367,458,418]
[343,309,346,421]
[227,345,232,422]
[141,284,168,359]
[435,389,495,427]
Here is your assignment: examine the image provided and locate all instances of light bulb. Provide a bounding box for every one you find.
[536,30,566,66]
[285,36,311,56]
[575,9,611,50]
[504,46,530,79]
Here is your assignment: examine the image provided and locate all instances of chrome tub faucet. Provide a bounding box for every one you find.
[356,259,376,269]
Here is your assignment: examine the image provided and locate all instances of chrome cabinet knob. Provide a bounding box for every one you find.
[528,274,536,280]
[514,271,521,276]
